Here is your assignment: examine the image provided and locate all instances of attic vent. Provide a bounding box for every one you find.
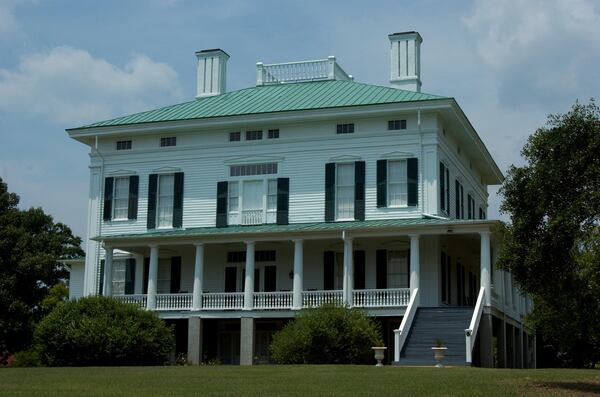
[256,57,352,86]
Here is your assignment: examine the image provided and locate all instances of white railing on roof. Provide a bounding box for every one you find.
[353,288,410,308]
[465,287,486,364]
[241,209,263,225]
[256,57,352,85]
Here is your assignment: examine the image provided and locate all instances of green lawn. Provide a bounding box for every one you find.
[1,366,599,396]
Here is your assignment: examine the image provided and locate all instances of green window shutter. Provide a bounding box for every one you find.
[324,163,336,222]
[455,180,460,219]
[353,250,366,290]
[99,259,105,295]
[143,257,149,294]
[376,159,387,208]
[407,158,418,207]
[128,175,139,220]
[125,258,135,295]
[354,161,365,221]
[216,181,228,228]
[173,172,184,228]
[170,256,181,293]
[323,251,335,290]
[445,168,450,214]
[103,177,114,221]
[276,178,289,225]
[439,163,445,212]
[147,174,158,229]
[376,249,387,289]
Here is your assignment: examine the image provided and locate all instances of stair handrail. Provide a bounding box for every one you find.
[393,288,419,362]
[465,286,486,364]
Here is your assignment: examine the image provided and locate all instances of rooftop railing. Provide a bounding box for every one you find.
[256,57,352,86]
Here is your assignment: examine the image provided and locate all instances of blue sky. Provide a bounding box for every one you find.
[1,0,599,240]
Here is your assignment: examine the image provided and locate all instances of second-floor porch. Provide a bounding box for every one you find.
[93,218,507,316]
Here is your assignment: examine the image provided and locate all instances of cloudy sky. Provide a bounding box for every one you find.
[1,0,599,240]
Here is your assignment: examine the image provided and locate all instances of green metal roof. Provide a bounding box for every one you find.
[73,80,448,130]
[95,218,496,241]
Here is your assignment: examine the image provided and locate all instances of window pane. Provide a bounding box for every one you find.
[113,177,129,219]
[157,261,171,294]
[267,179,277,211]
[388,160,407,207]
[336,163,354,219]
[157,174,174,227]
[112,260,125,295]
[228,182,239,212]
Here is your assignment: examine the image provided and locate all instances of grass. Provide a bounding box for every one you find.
[1,365,599,396]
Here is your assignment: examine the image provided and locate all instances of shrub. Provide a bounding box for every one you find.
[35,296,174,366]
[12,348,41,367]
[270,304,383,364]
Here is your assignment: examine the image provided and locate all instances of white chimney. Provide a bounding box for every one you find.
[389,31,422,92]
[195,49,229,98]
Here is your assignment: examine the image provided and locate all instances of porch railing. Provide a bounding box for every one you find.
[202,292,244,310]
[156,293,192,311]
[302,290,344,307]
[253,291,293,309]
[353,288,410,308]
[465,287,486,364]
[113,294,147,309]
[241,209,263,225]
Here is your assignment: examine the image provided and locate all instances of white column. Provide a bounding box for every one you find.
[103,245,114,296]
[409,234,420,304]
[480,231,492,306]
[343,237,353,306]
[244,241,255,310]
[146,245,159,310]
[192,243,205,310]
[134,254,144,294]
[292,239,303,310]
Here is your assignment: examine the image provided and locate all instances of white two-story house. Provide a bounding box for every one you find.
[67,31,535,367]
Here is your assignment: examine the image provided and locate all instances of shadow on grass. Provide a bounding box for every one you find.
[532,380,600,395]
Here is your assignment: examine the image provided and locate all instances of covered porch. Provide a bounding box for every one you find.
[95,218,498,314]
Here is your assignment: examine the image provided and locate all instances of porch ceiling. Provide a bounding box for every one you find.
[94,217,500,245]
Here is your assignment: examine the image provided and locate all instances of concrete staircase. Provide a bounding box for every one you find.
[399,307,473,366]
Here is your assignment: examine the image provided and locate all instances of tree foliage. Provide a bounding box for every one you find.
[269,305,383,364]
[498,100,600,368]
[35,296,174,366]
[0,177,84,362]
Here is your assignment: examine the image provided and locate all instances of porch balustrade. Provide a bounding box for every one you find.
[111,289,410,311]
[113,294,147,309]
[156,293,192,311]
[301,290,344,307]
[241,209,263,225]
[202,292,244,310]
[352,288,410,308]
[253,291,293,309]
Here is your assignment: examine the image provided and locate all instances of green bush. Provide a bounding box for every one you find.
[35,296,174,366]
[12,348,41,367]
[270,304,383,364]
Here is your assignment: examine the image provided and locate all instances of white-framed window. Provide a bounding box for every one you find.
[387,250,409,288]
[268,129,279,139]
[388,159,408,207]
[112,260,126,295]
[440,162,450,214]
[157,174,174,228]
[160,136,176,147]
[229,132,241,142]
[112,177,130,220]
[388,119,407,130]
[116,140,132,150]
[228,178,278,225]
[335,163,354,220]
[245,130,263,140]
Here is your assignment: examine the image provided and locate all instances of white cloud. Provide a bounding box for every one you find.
[0,46,184,125]
[0,0,19,36]
[464,0,600,107]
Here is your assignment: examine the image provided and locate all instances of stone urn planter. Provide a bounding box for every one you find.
[372,347,387,367]
[431,346,448,368]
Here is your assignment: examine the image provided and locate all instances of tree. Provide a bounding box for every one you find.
[0,177,84,363]
[498,100,600,368]
[35,296,174,366]
[270,305,383,364]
